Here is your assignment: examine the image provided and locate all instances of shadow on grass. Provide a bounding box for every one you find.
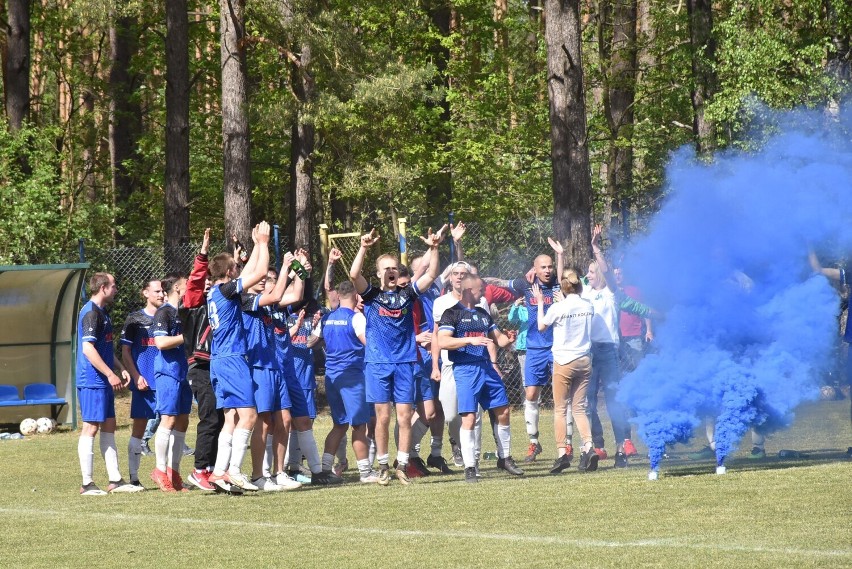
[662,448,851,477]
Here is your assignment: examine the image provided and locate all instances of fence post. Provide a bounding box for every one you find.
[273,225,281,272]
[319,224,330,307]
[448,211,455,261]
[398,217,408,267]
[78,238,87,301]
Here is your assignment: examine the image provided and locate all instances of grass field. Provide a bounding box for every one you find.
[0,398,850,569]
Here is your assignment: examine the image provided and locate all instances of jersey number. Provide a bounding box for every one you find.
[209,300,220,329]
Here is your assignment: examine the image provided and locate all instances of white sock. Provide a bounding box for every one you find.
[409,419,429,455]
[170,430,186,473]
[263,434,274,478]
[357,458,371,478]
[491,420,504,459]
[336,434,348,461]
[377,453,389,467]
[78,435,95,485]
[497,425,511,459]
[368,438,377,466]
[297,429,321,474]
[213,432,233,475]
[524,399,540,440]
[473,411,483,461]
[100,432,122,482]
[322,452,334,472]
[430,436,442,458]
[128,437,143,482]
[397,451,410,467]
[285,429,301,468]
[460,428,476,468]
[229,428,251,473]
[155,427,172,473]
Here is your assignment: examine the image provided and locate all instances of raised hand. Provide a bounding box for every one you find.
[201,228,211,254]
[328,248,343,264]
[420,224,447,248]
[547,236,564,256]
[282,251,296,269]
[312,311,322,326]
[591,224,603,247]
[531,283,544,303]
[256,222,271,244]
[361,228,380,248]
[450,221,466,241]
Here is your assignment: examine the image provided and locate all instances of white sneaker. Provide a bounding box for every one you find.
[252,476,284,492]
[275,472,303,490]
[228,471,259,491]
[359,470,381,483]
[108,479,146,493]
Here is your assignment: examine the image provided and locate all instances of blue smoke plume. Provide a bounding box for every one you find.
[617,109,851,470]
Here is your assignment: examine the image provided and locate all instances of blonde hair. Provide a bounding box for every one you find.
[561,269,583,295]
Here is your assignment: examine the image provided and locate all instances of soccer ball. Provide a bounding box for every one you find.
[19,418,38,436]
[36,417,54,434]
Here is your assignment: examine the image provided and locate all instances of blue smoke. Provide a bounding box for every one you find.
[617,109,850,470]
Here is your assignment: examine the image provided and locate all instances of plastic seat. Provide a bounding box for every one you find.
[0,384,25,407]
[24,383,66,405]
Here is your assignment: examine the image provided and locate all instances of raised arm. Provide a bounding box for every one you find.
[548,237,565,280]
[592,224,617,292]
[809,250,842,281]
[451,221,466,262]
[350,229,379,294]
[184,228,211,308]
[279,251,309,307]
[414,224,448,292]
[240,222,271,289]
[532,283,548,331]
[325,248,342,292]
[257,251,295,307]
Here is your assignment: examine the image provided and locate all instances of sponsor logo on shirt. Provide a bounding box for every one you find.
[142,338,157,346]
[379,307,404,318]
[529,296,553,306]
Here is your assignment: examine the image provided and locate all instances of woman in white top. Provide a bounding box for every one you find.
[532,270,599,473]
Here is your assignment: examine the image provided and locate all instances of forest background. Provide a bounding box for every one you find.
[0,0,849,272]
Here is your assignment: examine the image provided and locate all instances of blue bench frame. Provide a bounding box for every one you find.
[0,383,67,420]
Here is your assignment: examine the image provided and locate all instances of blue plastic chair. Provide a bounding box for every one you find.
[24,383,66,405]
[0,384,24,406]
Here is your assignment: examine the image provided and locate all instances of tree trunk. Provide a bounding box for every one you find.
[686,0,716,155]
[5,0,29,130]
[604,0,637,241]
[825,1,851,117]
[164,0,191,268]
[424,0,453,213]
[545,0,593,269]
[288,41,314,252]
[220,0,252,250]
[108,14,142,223]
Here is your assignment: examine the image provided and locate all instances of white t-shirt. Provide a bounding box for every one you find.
[581,285,619,344]
[432,292,489,364]
[541,294,594,365]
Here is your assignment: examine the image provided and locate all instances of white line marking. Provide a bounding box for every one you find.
[0,507,849,558]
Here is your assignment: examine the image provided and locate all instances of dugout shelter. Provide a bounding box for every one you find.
[0,264,89,428]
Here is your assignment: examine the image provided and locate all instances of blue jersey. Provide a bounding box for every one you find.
[266,304,293,363]
[321,307,365,372]
[416,279,443,361]
[240,293,279,369]
[152,302,188,380]
[287,312,315,373]
[510,276,559,349]
[76,301,115,389]
[362,283,421,363]
[207,279,246,358]
[121,309,159,390]
[438,303,497,365]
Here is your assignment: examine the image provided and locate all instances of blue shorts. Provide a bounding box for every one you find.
[325,367,372,426]
[293,355,317,391]
[211,355,255,409]
[252,367,291,413]
[281,365,312,418]
[524,348,553,387]
[130,388,157,420]
[414,359,436,403]
[365,362,416,404]
[304,389,316,418]
[155,374,193,416]
[78,387,115,423]
[453,361,510,413]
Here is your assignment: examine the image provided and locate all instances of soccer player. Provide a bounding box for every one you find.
[313,280,378,482]
[207,222,272,491]
[438,274,523,483]
[77,273,143,495]
[349,225,445,485]
[151,273,191,492]
[243,252,306,491]
[490,239,564,462]
[121,279,165,487]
